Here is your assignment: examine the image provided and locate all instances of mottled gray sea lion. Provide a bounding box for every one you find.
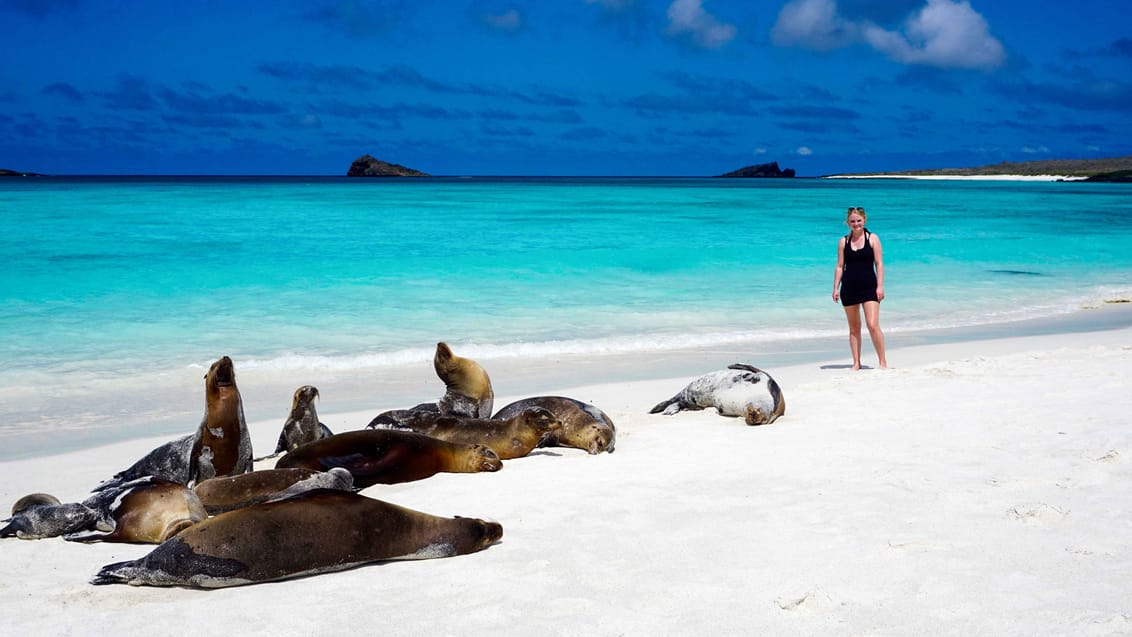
[649,363,786,425]
[92,489,503,588]
[275,429,502,488]
[1,494,101,540]
[493,396,616,454]
[253,385,334,462]
[371,407,563,460]
[434,342,494,418]
[193,467,354,515]
[95,356,252,490]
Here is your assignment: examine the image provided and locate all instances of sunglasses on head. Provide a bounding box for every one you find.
[848,206,864,212]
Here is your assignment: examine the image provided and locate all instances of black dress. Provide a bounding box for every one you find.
[839,230,878,307]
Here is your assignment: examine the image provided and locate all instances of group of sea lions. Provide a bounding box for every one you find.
[1,343,785,589]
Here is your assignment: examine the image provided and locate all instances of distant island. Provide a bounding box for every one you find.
[829,155,1132,180]
[0,168,45,177]
[716,161,795,178]
[346,154,430,177]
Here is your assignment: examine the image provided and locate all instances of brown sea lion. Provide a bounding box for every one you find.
[95,356,252,490]
[275,429,502,488]
[372,407,563,460]
[434,342,494,418]
[254,385,334,462]
[193,467,354,515]
[493,396,616,454]
[66,478,207,544]
[92,489,504,588]
[649,363,786,425]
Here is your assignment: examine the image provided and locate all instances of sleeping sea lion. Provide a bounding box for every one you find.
[1,494,101,540]
[95,356,252,490]
[434,342,494,418]
[371,407,563,460]
[65,477,207,543]
[193,467,354,515]
[493,396,616,454]
[649,363,786,425]
[275,429,502,488]
[254,385,334,461]
[92,489,503,588]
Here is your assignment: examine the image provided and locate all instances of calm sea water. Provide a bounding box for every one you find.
[3,176,1131,459]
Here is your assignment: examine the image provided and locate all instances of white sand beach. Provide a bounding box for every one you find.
[2,319,1131,635]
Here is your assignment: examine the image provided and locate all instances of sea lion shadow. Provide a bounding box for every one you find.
[525,450,564,458]
[820,364,873,370]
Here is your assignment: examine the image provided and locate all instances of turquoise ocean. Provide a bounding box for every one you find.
[3,176,1131,460]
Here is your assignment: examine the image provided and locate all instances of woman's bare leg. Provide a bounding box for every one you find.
[843,304,863,370]
[862,301,887,368]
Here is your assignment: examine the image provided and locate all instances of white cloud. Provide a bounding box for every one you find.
[796,146,814,155]
[770,0,857,50]
[482,8,522,33]
[863,0,1005,69]
[666,0,737,49]
[771,0,1005,70]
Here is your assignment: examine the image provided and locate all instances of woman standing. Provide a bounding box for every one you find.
[833,206,887,369]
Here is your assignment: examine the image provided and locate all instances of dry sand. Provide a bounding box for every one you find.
[2,323,1130,635]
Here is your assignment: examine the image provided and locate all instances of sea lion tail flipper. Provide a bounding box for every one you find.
[91,560,142,586]
[252,451,283,462]
[727,363,763,373]
[649,397,677,414]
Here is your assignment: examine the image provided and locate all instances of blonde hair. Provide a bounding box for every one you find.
[846,206,867,222]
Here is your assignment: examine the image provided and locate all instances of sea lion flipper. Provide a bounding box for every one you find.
[727,363,763,373]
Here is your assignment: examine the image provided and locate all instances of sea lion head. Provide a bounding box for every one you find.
[205,356,238,399]
[292,385,319,409]
[10,493,62,515]
[433,342,491,391]
[517,407,565,447]
[467,444,503,473]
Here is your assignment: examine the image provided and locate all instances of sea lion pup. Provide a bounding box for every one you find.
[370,407,564,460]
[65,477,207,544]
[0,494,101,540]
[193,467,354,515]
[649,363,786,425]
[253,385,334,462]
[434,342,494,418]
[275,429,502,488]
[91,489,504,589]
[493,396,616,454]
[95,356,253,490]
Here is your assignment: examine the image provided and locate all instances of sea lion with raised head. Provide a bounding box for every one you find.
[92,489,503,588]
[254,385,334,461]
[275,429,502,488]
[193,467,354,515]
[370,406,563,460]
[493,396,616,454]
[95,356,252,490]
[434,342,494,418]
[649,363,786,425]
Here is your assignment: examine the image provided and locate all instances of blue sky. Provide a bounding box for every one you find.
[2,0,1129,176]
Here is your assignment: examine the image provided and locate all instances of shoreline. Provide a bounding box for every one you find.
[1,303,1130,633]
[822,173,1090,181]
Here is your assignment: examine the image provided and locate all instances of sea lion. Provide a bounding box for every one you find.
[66,478,207,543]
[253,385,334,461]
[2,477,206,543]
[95,356,253,490]
[493,396,616,454]
[275,429,502,488]
[1,494,101,540]
[649,363,786,425]
[371,407,563,460]
[193,467,354,515]
[434,342,494,418]
[367,402,440,429]
[92,489,503,589]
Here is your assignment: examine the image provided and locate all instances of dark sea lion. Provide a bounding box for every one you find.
[367,402,440,429]
[254,385,334,461]
[373,407,563,460]
[92,489,503,589]
[66,477,207,544]
[275,429,502,488]
[95,356,253,490]
[1,494,102,540]
[434,342,494,418]
[493,396,616,454]
[193,467,354,515]
[649,363,786,425]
